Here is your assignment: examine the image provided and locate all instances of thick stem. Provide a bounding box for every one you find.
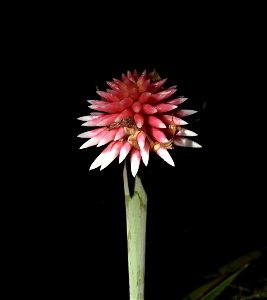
[123,164,147,300]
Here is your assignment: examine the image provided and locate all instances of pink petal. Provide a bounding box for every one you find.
[79,113,103,121]
[90,112,104,115]
[147,70,156,79]
[115,109,133,122]
[142,104,157,114]
[160,115,188,125]
[97,128,118,147]
[119,141,132,163]
[128,87,139,100]
[149,127,168,143]
[79,129,108,149]
[132,101,142,113]
[127,71,136,82]
[154,103,177,113]
[139,92,152,103]
[89,103,122,113]
[96,91,120,102]
[78,127,106,138]
[82,114,119,127]
[100,141,123,170]
[137,131,146,149]
[146,116,167,128]
[77,115,93,121]
[82,115,101,122]
[149,78,167,93]
[114,127,125,141]
[137,70,147,87]
[106,81,120,90]
[120,98,134,108]
[133,69,139,80]
[89,142,115,170]
[175,109,197,117]
[97,114,120,126]
[112,78,128,90]
[130,148,141,177]
[122,73,131,84]
[109,89,121,95]
[176,128,198,137]
[166,97,188,105]
[156,147,175,166]
[140,140,150,166]
[150,89,177,103]
[134,113,145,128]
[173,137,202,148]
[106,89,115,93]
[87,100,107,105]
[138,79,150,92]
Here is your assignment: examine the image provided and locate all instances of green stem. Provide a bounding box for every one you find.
[123,164,147,300]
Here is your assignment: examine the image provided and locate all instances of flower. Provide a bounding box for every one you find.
[78,70,201,176]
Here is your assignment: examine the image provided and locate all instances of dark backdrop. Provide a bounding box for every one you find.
[29,4,266,299]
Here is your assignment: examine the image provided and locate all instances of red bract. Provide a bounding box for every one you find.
[78,70,201,176]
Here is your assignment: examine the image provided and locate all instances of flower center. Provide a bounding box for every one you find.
[108,116,182,151]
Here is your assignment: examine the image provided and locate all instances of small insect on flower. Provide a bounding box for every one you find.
[78,70,201,177]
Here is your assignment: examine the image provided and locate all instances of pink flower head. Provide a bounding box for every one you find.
[78,70,201,176]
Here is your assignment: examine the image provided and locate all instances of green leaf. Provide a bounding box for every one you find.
[181,276,227,300]
[199,264,248,300]
[123,163,147,300]
[181,250,263,300]
[217,250,261,275]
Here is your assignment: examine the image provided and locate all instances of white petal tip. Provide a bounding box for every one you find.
[156,148,175,166]
[77,117,89,121]
[189,141,202,148]
[174,138,202,148]
[141,152,149,166]
[166,158,175,167]
[166,159,175,167]
[141,157,149,166]
[131,170,138,177]
[78,133,89,138]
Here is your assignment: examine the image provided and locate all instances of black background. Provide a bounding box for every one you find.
[19,3,266,299]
